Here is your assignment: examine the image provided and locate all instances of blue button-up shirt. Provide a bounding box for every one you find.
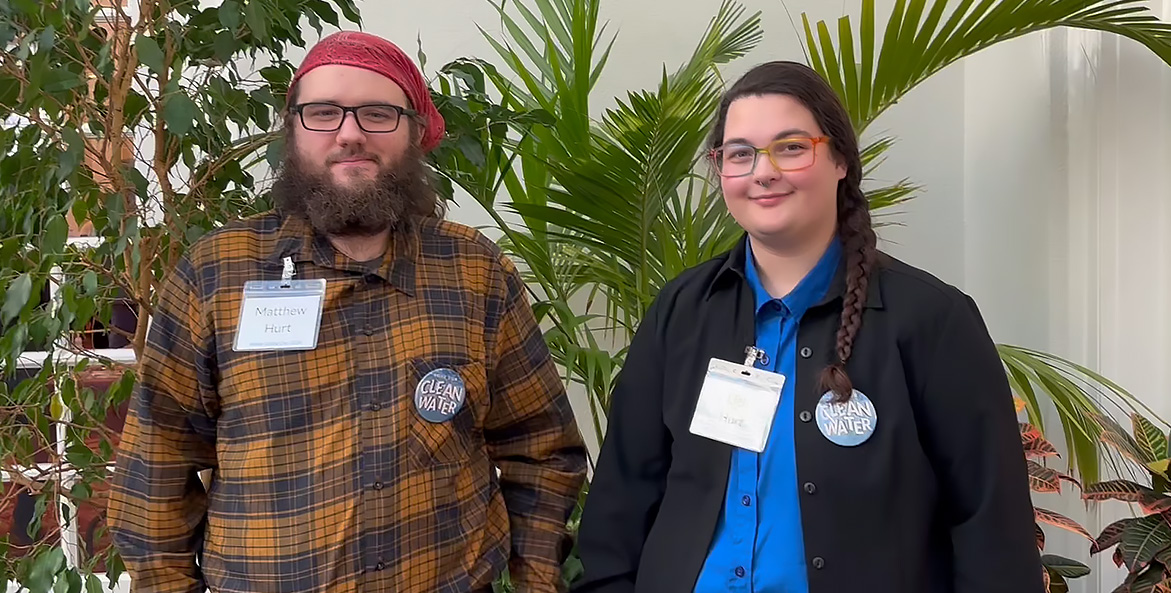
[694,237,841,593]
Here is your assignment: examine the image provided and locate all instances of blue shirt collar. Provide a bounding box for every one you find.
[744,237,843,318]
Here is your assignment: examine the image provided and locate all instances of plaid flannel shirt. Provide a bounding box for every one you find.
[106,212,587,592]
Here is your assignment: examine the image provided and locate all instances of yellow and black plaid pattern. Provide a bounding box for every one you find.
[106,213,588,593]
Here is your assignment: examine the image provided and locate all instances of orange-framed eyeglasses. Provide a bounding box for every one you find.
[709,136,832,177]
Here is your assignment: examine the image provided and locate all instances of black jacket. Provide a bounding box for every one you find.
[573,236,1043,593]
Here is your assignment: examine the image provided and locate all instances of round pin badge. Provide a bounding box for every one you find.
[815,390,878,446]
[414,368,466,423]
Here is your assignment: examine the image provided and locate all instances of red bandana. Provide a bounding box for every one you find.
[290,31,446,152]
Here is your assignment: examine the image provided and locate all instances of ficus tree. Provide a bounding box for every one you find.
[0,0,361,589]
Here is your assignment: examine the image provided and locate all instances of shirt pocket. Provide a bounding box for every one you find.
[406,358,487,472]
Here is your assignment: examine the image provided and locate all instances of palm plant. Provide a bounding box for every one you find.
[444,0,1171,487]
[801,0,1171,483]
[433,0,762,450]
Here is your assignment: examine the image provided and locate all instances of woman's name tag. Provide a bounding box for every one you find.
[233,278,327,351]
[688,358,785,453]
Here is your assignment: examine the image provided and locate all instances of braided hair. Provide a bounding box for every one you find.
[708,61,878,403]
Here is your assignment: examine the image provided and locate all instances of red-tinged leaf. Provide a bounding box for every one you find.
[1022,422,1060,458]
[1095,518,1139,554]
[1144,497,1171,514]
[1085,480,1159,503]
[1037,523,1046,550]
[1042,566,1051,592]
[1058,472,1082,489]
[1029,461,1062,493]
[1116,546,1127,568]
[1103,423,1153,466]
[1036,507,1093,541]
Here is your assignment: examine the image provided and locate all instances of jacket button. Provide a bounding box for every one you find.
[741,495,751,506]
[735,566,745,577]
[800,346,812,358]
[799,410,812,422]
[812,557,825,569]
[804,482,817,494]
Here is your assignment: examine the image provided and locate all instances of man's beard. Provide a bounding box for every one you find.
[272,139,435,238]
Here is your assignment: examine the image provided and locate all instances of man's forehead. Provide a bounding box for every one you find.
[295,64,409,104]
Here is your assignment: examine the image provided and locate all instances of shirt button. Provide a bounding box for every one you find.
[373,481,384,490]
[375,561,386,571]
[800,346,813,358]
[363,325,374,336]
[735,566,745,578]
[799,410,812,422]
[812,557,825,570]
[804,482,817,494]
[741,495,751,506]
[371,402,381,411]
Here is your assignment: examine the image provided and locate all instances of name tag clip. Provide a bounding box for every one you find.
[280,256,296,288]
[744,345,769,368]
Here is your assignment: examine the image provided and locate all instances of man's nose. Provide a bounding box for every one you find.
[334,111,366,145]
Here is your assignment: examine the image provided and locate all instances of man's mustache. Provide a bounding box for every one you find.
[325,150,381,166]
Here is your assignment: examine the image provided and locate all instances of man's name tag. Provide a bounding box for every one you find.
[689,358,785,453]
[233,279,327,351]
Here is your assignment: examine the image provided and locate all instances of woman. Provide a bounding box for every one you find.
[572,61,1042,593]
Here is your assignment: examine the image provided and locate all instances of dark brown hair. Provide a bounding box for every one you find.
[708,61,877,403]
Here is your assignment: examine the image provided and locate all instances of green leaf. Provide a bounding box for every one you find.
[1119,513,1171,570]
[1039,554,1091,578]
[135,34,165,73]
[43,213,69,255]
[266,135,285,170]
[37,25,57,54]
[2,273,33,324]
[220,0,242,28]
[58,127,86,181]
[82,270,97,294]
[124,90,150,125]
[1134,413,1169,462]
[212,30,239,64]
[25,545,65,593]
[1149,459,1171,477]
[163,93,199,136]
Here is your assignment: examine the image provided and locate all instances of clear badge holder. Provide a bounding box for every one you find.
[688,347,786,453]
[232,257,327,352]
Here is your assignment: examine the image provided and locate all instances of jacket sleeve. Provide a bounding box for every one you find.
[916,294,1045,593]
[106,258,219,593]
[483,254,588,592]
[572,294,671,593]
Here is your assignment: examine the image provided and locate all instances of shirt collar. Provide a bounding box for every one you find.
[266,214,418,296]
[744,236,842,318]
[707,232,883,310]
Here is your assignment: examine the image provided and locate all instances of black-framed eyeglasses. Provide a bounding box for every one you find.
[292,102,418,133]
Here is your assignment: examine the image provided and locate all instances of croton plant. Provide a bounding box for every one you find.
[1081,410,1171,592]
[1017,398,1094,591]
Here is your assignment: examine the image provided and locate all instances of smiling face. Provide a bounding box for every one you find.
[273,64,436,238]
[717,94,846,249]
[289,65,415,188]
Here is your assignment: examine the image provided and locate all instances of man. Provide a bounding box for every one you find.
[106,31,587,593]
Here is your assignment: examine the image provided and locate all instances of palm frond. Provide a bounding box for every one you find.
[804,0,1171,133]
